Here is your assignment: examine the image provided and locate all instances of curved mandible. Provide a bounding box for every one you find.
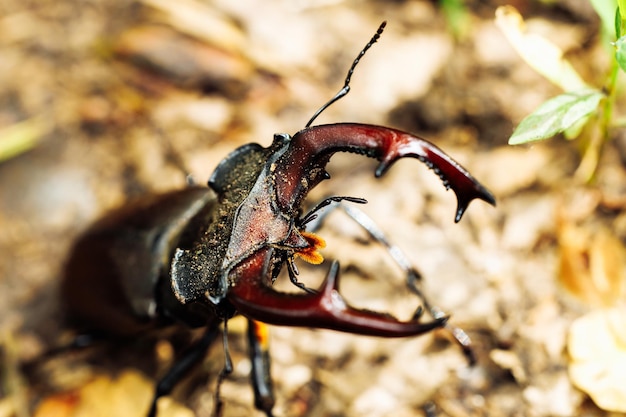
[273,123,495,222]
[228,254,447,337]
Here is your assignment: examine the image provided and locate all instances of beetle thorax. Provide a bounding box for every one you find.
[222,164,310,276]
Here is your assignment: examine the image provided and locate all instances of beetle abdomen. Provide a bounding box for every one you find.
[62,187,216,335]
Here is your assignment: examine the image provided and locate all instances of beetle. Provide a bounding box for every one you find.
[61,22,495,417]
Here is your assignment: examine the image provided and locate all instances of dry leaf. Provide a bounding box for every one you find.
[558,225,625,307]
[33,393,79,417]
[495,6,588,91]
[33,370,194,417]
[0,399,14,417]
[568,307,626,412]
[140,0,246,54]
[115,25,252,96]
[0,117,50,162]
[490,349,526,384]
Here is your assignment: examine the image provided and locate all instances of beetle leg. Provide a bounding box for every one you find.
[228,256,447,337]
[247,319,275,416]
[148,320,220,417]
[213,318,234,417]
[286,256,318,294]
[340,203,476,364]
[274,123,495,223]
[405,267,475,364]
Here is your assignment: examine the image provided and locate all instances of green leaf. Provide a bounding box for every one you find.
[615,35,626,72]
[618,0,626,37]
[509,89,604,145]
[615,4,622,38]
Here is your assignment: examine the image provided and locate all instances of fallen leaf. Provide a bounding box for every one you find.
[0,117,50,162]
[490,349,527,383]
[568,307,626,412]
[115,25,252,96]
[0,398,17,417]
[33,370,194,417]
[558,225,625,308]
[495,5,588,91]
[33,393,79,417]
[140,0,247,54]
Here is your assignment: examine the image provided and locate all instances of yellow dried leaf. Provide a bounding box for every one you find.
[568,307,626,412]
[34,370,194,417]
[33,393,79,417]
[140,0,246,54]
[0,398,16,417]
[0,117,49,162]
[73,371,153,417]
[495,6,588,91]
[558,225,625,307]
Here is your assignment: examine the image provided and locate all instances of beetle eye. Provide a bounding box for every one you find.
[273,133,291,146]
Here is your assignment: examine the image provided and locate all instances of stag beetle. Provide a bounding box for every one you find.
[62,22,495,417]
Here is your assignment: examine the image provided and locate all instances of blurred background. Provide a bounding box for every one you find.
[1,0,625,416]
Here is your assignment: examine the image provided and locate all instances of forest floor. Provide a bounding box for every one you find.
[1,1,625,416]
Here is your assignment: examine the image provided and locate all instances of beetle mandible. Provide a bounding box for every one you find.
[62,21,495,417]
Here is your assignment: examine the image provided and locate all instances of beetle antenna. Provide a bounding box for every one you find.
[304,21,386,128]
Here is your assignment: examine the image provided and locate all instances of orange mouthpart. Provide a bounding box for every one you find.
[294,231,326,265]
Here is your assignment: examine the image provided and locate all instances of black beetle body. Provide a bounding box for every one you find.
[63,142,275,334]
[63,187,217,335]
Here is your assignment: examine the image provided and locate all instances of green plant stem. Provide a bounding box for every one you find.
[575,60,620,182]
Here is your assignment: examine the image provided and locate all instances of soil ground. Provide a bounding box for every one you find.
[1,1,625,416]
